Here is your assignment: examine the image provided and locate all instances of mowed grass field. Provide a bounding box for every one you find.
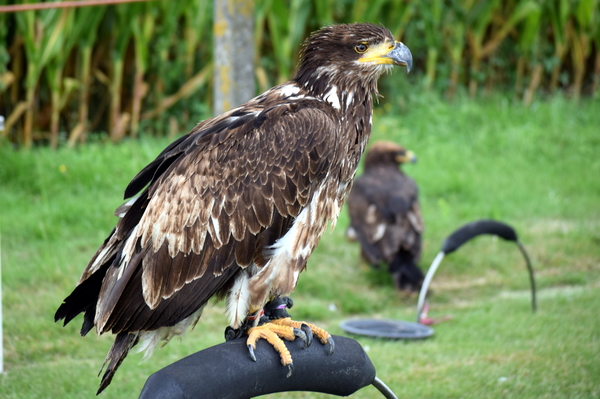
[1,94,599,398]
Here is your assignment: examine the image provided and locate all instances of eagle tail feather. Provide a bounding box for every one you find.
[389,250,424,292]
[352,225,383,264]
[54,263,111,332]
[123,133,189,199]
[97,332,140,395]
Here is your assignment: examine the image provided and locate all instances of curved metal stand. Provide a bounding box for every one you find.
[416,251,445,322]
[139,334,397,399]
[517,240,537,312]
[415,219,537,322]
[372,376,399,399]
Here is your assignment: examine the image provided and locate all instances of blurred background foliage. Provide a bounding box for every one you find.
[0,0,599,148]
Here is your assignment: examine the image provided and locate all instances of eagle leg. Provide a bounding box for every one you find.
[261,297,334,352]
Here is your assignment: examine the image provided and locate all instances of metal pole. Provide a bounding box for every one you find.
[213,0,255,116]
[372,376,399,399]
[416,251,445,322]
[517,241,537,312]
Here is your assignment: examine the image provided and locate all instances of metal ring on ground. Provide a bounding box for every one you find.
[340,319,434,340]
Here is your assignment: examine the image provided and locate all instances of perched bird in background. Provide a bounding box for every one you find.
[346,141,424,292]
[55,23,412,394]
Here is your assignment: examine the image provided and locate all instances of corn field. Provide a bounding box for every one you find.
[0,0,599,148]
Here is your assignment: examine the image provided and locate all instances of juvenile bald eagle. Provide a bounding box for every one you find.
[55,23,412,393]
[347,141,424,292]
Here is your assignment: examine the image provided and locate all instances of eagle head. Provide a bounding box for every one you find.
[295,23,412,97]
[364,141,417,169]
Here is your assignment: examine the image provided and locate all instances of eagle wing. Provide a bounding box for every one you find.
[57,99,340,335]
[347,166,423,264]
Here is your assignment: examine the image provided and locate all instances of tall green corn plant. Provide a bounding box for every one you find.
[548,0,571,92]
[592,3,600,96]
[312,0,335,26]
[151,0,187,103]
[443,0,469,98]
[108,4,135,142]
[348,0,388,24]
[570,0,597,100]
[0,5,13,97]
[420,0,444,90]
[466,0,539,97]
[516,1,543,106]
[183,0,211,80]
[379,0,416,44]
[0,3,16,141]
[255,0,272,92]
[15,4,68,147]
[1,0,21,139]
[266,0,311,84]
[130,2,156,138]
[176,0,212,125]
[141,1,212,127]
[465,0,500,97]
[44,8,79,148]
[67,5,106,147]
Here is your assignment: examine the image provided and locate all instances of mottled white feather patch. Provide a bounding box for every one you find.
[269,206,312,259]
[345,91,354,111]
[278,84,300,97]
[292,269,301,288]
[211,216,222,245]
[136,305,205,360]
[365,204,378,224]
[247,205,314,308]
[118,225,139,279]
[373,223,386,241]
[226,270,252,328]
[114,196,139,217]
[81,233,122,284]
[324,86,341,110]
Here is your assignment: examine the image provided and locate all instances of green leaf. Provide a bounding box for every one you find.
[575,0,597,29]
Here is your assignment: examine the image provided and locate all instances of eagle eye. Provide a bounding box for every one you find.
[354,43,369,53]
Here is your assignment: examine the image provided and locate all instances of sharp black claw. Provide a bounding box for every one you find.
[293,328,308,348]
[286,363,294,378]
[300,323,313,347]
[248,344,257,362]
[327,336,335,355]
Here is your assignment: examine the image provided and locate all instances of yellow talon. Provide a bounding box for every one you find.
[247,323,295,366]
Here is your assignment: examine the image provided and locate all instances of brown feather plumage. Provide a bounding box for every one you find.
[347,141,424,291]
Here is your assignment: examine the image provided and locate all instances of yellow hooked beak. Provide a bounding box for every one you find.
[358,41,413,73]
[396,150,417,164]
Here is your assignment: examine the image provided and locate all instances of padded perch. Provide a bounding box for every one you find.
[139,335,388,399]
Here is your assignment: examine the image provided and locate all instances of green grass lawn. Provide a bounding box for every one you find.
[1,94,599,398]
